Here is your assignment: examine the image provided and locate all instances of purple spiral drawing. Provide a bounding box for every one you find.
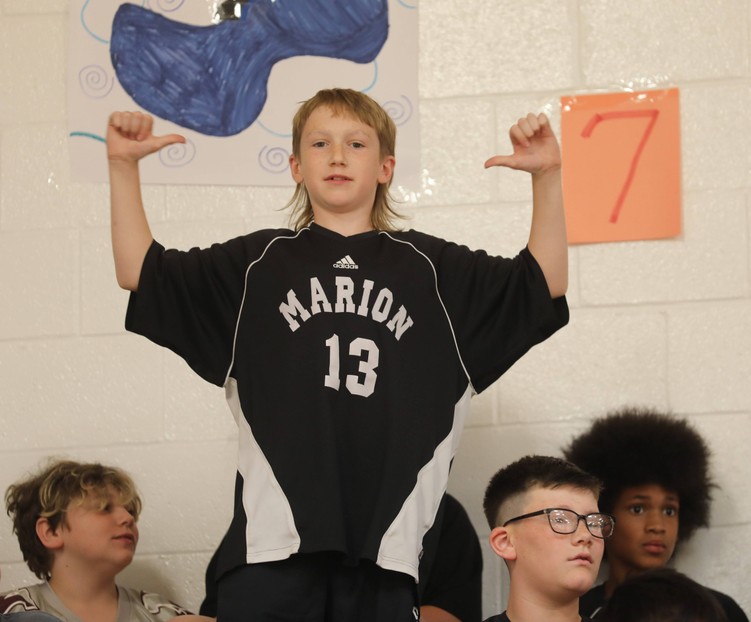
[381,96,413,126]
[258,146,290,174]
[78,64,114,99]
[156,0,186,12]
[158,139,196,167]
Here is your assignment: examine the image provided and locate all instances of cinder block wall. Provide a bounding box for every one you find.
[1,1,749,617]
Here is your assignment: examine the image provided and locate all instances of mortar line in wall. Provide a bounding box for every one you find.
[572,296,751,314]
[571,0,583,86]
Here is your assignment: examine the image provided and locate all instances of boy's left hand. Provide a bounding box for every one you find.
[484,113,561,175]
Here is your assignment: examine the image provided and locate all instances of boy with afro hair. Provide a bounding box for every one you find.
[563,406,747,622]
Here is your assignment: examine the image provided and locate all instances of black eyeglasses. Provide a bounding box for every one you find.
[503,508,615,539]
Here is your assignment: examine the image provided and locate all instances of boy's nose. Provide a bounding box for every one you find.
[329,145,345,165]
[115,505,135,525]
[645,513,666,532]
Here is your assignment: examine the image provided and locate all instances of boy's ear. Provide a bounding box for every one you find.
[489,525,517,561]
[36,517,64,551]
[378,155,395,184]
[289,154,304,184]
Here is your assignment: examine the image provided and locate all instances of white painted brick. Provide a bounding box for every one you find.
[81,226,131,335]
[476,542,508,619]
[0,336,165,450]
[111,441,237,555]
[0,15,66,123]
[566,248,582,309]
[681,84,751,191]
[1,124,80,230]
[78,182,167,229]
[668,301,751,413]
[497,309,668,422]
[580,0,747,84]
[0,229,79,339]
[466,385,497,428]
[418,100,496,207]
[578,190,748,304]
[163,355,239,442]
[677,523,751,615]
[692,413,751,525]
[420,1,574,98]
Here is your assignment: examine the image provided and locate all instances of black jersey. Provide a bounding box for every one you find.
[126,223,568,581]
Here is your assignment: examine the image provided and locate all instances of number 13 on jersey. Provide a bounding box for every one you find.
[560,88,681,245]
[324,334,379,398]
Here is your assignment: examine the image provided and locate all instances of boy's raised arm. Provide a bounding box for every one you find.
[107,111,185,291]
[484,113,568,298]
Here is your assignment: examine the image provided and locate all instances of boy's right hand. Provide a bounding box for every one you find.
[107,111,185,164]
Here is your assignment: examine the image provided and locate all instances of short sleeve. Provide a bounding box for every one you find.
[417,235,568,393]
[125,237,254,387]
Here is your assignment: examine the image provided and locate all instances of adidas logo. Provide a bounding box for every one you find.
[333,255,359,269]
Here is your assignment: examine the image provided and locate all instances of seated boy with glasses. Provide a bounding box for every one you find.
[482,455,614,622]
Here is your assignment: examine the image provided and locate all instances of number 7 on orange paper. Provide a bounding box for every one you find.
[561,89,681,244]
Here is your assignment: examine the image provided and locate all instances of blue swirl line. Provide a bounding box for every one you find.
[69,131,106,143]
[360,61,378,93]
[81,0,148,45]
[80,0,108,44]
[397,0,417,8]
[257,122,292,139]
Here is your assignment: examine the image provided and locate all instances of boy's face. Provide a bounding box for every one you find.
[289,105,394,227]
[55,486,139,574]
[495,485,605,601]
[605,483,679,574]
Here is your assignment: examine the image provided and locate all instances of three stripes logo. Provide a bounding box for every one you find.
[333,255,359,269]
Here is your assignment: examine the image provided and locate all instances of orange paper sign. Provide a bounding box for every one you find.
[561,88,681,244]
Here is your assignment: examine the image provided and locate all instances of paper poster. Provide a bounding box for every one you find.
[67,0,419,192]
[560,88,681,244]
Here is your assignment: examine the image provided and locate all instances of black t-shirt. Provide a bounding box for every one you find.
[128,223,568,580]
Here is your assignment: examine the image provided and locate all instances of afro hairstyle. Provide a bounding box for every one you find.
[562,406,715,542]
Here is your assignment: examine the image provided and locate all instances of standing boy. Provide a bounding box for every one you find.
[107,88,569,620]
[482,456,611,622]
[0,459,206,622]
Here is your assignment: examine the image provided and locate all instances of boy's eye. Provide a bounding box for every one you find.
[312,141,327,148]
[628,504,644,515]
[350,141,365,149]
[664,506,679,517]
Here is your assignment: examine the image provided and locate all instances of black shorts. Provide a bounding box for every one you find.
[216,552,418,622]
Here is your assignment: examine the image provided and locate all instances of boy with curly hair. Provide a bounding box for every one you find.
[0,459,210,622]
[563,406,748,622]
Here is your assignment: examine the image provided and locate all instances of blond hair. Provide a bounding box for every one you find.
[5,459,142,579]
[286,88,402,232]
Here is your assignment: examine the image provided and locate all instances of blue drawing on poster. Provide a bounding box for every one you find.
[110,0,389,137]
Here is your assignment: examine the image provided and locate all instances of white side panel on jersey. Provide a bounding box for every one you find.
[225,378,301,563]
[376,385,473,580]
